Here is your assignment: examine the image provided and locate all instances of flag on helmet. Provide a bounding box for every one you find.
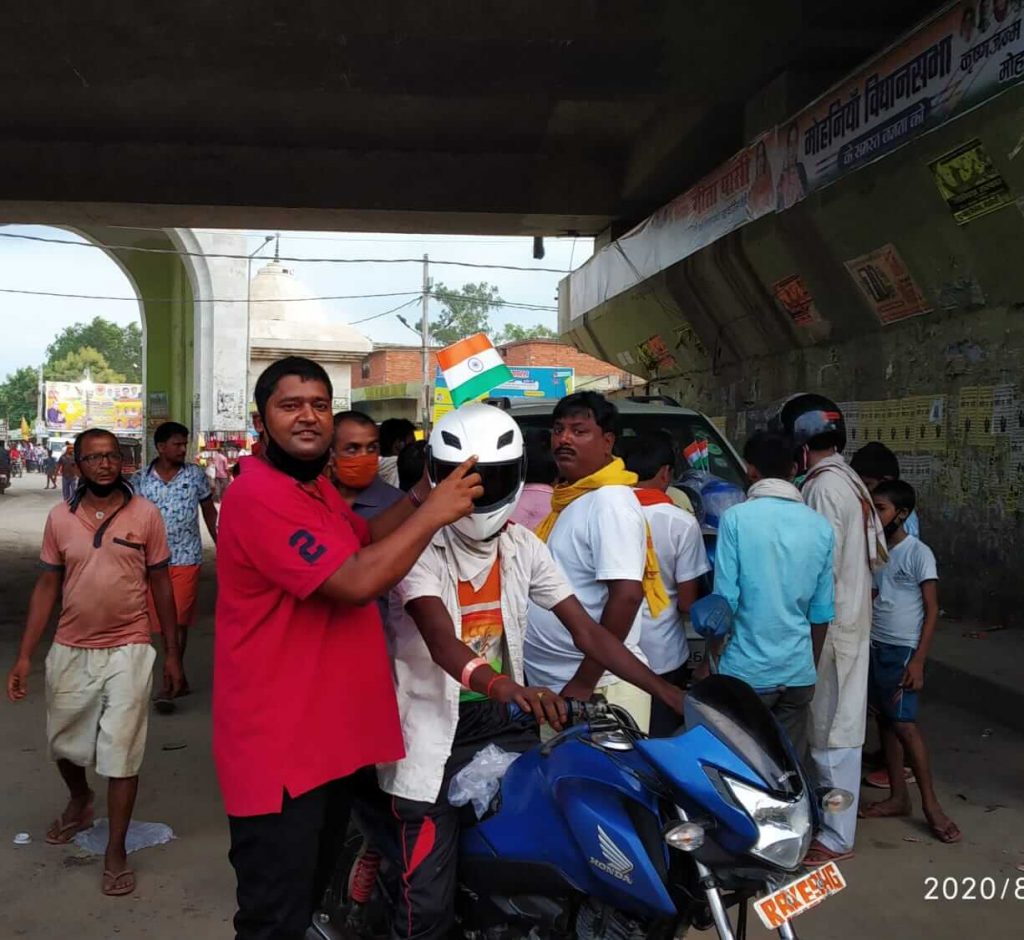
[436,333,513,408]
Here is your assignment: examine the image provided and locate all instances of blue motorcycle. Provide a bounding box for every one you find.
[321,598,850,940]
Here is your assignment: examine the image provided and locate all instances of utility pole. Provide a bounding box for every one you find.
[36,363,44,438]
[421,253,430,431]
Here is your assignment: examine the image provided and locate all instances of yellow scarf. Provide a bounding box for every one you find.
[535,458,670,618]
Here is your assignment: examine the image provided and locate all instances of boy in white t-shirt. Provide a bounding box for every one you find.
[621,432,710,736]
[860,480,960,844]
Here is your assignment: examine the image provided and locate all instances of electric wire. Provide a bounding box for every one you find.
[0,231,573,274]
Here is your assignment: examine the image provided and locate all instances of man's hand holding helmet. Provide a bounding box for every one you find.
[420,456,484,526]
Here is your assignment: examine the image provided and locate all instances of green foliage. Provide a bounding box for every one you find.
[44,347,126,383]
[0,366,40,424]
[429,282,503,345]
[497,322,557,344]
[46,318,142,382]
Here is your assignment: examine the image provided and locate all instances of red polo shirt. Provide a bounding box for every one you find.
[213,457,404,817]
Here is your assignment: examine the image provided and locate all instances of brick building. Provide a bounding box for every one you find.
[351,339,638,423]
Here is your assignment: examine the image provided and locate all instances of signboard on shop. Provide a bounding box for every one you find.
[432,365,574,422]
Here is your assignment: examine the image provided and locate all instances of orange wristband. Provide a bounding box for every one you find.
[486,674,509,698]
[460,657,488,688]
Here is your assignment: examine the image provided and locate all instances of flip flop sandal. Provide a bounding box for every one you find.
[801,840,855,867]
[154,696,177,715]
[46,805,95,845]
[863,767,916,789]
[102,869,136,897]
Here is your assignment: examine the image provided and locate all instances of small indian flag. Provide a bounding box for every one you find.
[436,334,513,408]
[684,439,709,470]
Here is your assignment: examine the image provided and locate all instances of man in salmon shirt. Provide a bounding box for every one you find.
[214,356,482,940]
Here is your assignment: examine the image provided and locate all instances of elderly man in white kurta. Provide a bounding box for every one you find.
[802,448,886,864]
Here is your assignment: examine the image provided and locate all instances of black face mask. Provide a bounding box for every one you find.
[83,478,121,498]
[884,514,906,538]
[263,428,329,483]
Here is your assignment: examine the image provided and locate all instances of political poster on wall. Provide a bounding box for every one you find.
[930,137,1015,223]
[843,244,933,324]
[775,0,1024,207]
[44,381,144,433]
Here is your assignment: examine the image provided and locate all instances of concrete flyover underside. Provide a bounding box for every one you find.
[0,1,938,236]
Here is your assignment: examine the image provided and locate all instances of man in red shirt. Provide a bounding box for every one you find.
[214,356,481,940]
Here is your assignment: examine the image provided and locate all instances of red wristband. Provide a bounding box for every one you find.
[460,657,488,688]
[486,674,509,698]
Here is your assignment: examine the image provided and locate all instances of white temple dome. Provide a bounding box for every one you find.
[249,259,371,357]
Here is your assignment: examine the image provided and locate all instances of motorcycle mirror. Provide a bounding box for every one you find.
[690,594,733,639]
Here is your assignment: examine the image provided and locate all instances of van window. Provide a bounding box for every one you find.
[514,412,744,487]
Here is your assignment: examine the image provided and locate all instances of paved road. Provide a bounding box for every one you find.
[1,473,1022,938]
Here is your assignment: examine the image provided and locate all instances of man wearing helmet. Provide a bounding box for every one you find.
[772,394,887,867]
[380,402,684,940]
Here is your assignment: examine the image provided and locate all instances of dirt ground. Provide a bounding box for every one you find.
[2,472,1023,939]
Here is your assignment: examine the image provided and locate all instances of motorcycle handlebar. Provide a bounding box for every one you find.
[507,697,609,726]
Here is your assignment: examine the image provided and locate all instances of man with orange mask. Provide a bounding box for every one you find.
[330,411,414,522]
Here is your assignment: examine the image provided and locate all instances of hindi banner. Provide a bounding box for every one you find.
[774,1,1024,208]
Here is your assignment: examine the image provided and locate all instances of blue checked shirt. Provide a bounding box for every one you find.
[131,462,212,566]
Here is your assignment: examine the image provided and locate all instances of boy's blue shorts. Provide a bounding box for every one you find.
[868,640,918,723]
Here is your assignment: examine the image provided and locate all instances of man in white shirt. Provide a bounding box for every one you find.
[527,392,665,732]
[620,432,710,736]
[774,394,887,866]
[378,403,683,940]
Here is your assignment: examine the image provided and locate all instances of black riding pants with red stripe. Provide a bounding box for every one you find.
[389,699,538,940]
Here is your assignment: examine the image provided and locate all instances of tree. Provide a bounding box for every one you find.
[497,323,557,344]
[429,281,503,345]
[46,317,142,382]
[44,347,126,383]
[0,366,40,424]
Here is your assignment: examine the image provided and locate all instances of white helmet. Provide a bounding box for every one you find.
[428,403,526,541]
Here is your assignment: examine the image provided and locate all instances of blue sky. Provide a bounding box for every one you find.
[0,225,591,380]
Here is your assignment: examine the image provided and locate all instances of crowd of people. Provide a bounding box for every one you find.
[4,354,958,939]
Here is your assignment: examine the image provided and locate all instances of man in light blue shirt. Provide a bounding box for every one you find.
[710,431,834,761]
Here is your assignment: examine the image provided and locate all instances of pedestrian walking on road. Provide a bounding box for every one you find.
[213,356,482,940]
[774,395,888,866]
[43,451,58,489]
[131,421,218,713]
[6,428,182,898]
[707,430,834,763]
[860,480,960,843]
[620,431,710,736]
[57,442,78,502]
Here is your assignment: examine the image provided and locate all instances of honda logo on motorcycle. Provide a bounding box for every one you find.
[588,826,634,884]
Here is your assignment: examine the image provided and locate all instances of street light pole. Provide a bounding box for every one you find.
[421,253,430,431]
[244,234,276,431]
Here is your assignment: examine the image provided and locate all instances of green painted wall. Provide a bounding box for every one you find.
[80,227,195,454]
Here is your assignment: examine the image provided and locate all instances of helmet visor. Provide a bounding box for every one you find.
[430,457,523,512]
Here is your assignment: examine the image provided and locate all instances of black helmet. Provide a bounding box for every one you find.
[770,393,846,453]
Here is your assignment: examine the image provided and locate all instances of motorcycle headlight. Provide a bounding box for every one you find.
[723,775,812,871]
